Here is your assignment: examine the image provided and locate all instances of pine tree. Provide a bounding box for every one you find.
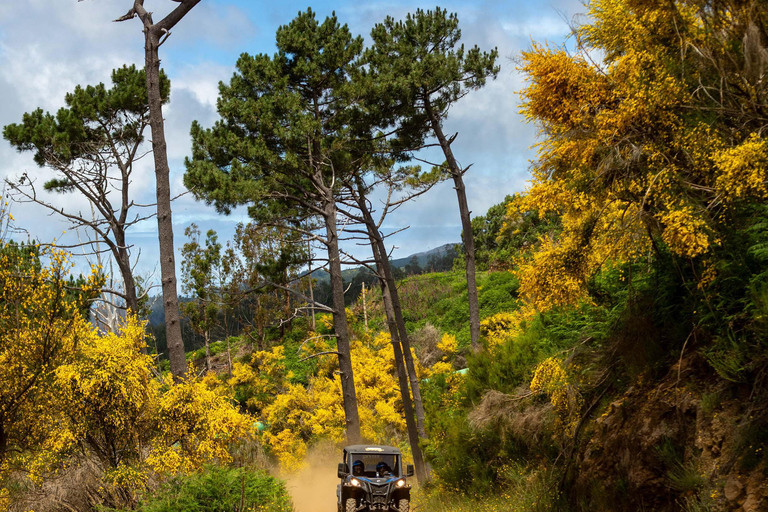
[185,10,365,444]
[114,0,201,381]
[4,65,167,318]
[363,8,499,350]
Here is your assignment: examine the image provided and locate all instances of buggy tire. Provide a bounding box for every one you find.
[398,498,409,512]
[346,498,357,512]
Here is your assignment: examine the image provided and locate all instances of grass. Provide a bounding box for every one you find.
[412,467,562,512]
[700,391,721,415]
[398,270,519,347]
[122,466,292,512]
[655,437,706,493]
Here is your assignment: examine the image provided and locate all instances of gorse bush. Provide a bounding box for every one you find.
[422,300,617,492]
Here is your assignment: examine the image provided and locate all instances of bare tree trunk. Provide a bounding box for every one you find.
[126,0,201,381]
[424,97,481,350]
[324,200,362,445]
[352,178,428,480]
[369,231,428,485]
[113,230,139,316]
[145,38,186,380]
[308,237,316,331]
[224,311,233,374]
[226,338,233,373]
[450,173,480,348]
[204,328,211,371]
[362,282,368,333]
[377,233,429,440]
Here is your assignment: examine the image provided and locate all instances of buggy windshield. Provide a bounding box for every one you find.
[348,453,399,478]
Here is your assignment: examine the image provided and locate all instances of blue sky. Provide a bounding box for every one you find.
[0,0,584,285]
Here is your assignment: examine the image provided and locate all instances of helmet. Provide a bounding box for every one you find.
[352,460,364,476]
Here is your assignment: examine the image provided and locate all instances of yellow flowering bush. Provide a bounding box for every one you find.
[256,330,425,471]
[147,373,254,476]
[479,307,536,348]
[0,244,98,493]
[714,133,768,202]
[530,357,583,435]
[229,345,288,412]
[659,207,716,258]
[437,333,458,355]
[55,317,157,469]
[0,242,254,508]
[513,0,768,310]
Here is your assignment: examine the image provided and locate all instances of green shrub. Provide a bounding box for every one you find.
[655,438,706,493]
[699,391,722,415]
[125,466,292,512]
[734,416,768,472]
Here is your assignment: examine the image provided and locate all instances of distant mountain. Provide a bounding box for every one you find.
[306,242,459,282]
[148,243,460,326]
[389,243,458,269]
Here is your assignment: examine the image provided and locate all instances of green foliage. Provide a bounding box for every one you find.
[185,9,364,217]
[469,194,562,272]
[734,416,768,472]
[398,271,519,347]
[655,438,706,493]
[413,466,564,512]
[699,391,721,415]
[470,197,511,271]
[422,299,616,491]
[362,7,499,155]
[181,224,222,345]
[681,491,718,512]
[4,64,168,169]
[122,466,292,512]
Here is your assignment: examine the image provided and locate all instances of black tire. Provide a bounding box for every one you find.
[346,498,357,512]
[398,498,409,512]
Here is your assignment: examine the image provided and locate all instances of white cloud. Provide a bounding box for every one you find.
[0,0,587,279]
[501,16,571,39]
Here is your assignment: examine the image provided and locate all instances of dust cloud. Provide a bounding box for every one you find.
[280,442,341,512]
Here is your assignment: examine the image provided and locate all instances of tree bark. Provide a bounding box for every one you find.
[384,247,429,438]
[353,178,430,439]
[131,0,200,381]
[0,424,6,466]
[369,229,428,484]
[113,230,139,315]
[307,237,316,331]
[352,178,429,480]
[324,199,362,445]
[424,97,481,350]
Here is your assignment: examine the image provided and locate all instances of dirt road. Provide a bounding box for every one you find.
[281,444,339,512]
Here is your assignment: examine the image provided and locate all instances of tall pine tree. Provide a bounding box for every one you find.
[185,9,365,444]
[363,8,499,350]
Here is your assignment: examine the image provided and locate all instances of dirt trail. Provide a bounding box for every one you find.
[280,442,339,512]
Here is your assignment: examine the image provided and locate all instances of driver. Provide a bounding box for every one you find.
[376,461,392,477]
[352,460,365,476]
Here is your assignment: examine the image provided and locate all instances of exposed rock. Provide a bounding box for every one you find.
[725,476,744,501]
[571,353,767,512]
[742,493,762,512]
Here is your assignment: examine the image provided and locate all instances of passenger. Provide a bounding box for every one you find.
[376,461,392,477]
[352,460,365,476]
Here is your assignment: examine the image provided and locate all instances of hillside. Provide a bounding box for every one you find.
[305,242,459,283]
[4,1,768,512]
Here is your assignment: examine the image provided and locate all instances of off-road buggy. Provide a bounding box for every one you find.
[336,445,414,512]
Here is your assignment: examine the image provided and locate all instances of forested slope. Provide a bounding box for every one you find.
[2,1,768,512]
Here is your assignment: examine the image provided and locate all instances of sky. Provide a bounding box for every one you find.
[0,0,585,284]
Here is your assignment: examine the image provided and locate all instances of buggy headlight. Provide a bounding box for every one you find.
[350,478,361,487]
[396,479,406,488]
